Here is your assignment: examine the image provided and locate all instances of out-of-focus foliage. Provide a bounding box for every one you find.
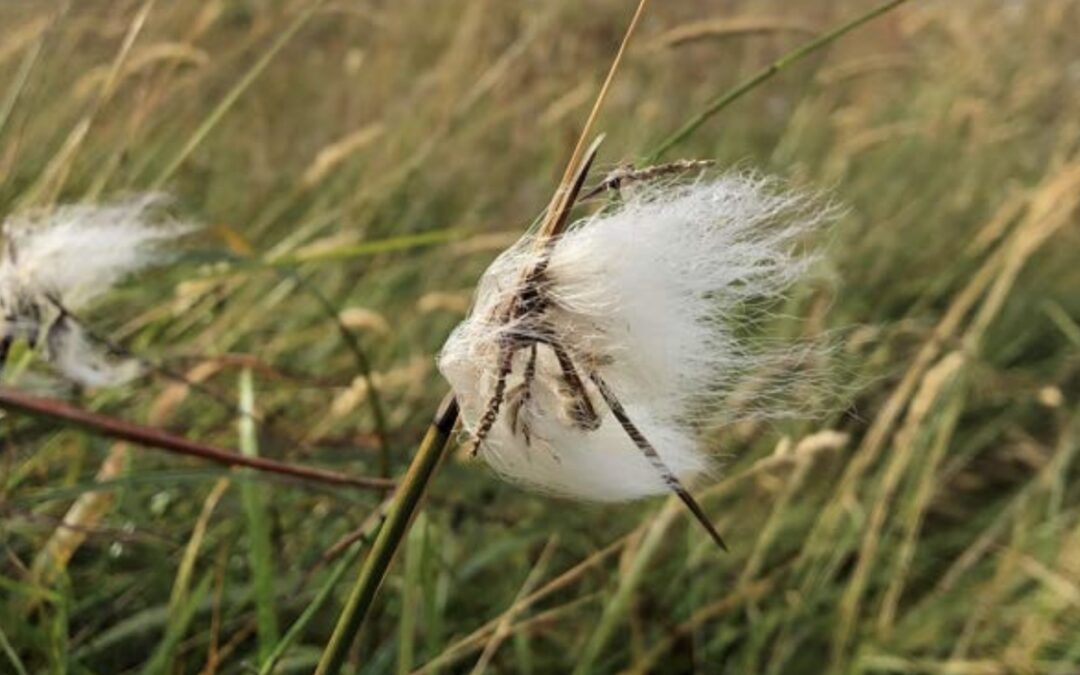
[1,0,1079,672]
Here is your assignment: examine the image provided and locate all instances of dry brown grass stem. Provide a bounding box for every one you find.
[651,16,819,50]
[412,538,627,674]
[0,387,393,490]
[822,157,1080,667]
[801,158,1080,594]
[17,0,156,209]
[579,159,715,201]
[469,536,560,675]
[29,442,131,588]
[412,428,847,675]
[625,573,781,674]
[836,351,966,655]
[536,0,649,241]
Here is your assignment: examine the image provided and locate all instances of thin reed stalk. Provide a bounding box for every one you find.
[274,267,393,484]
[148,0,325,190]
[646,0,910,162]
[314,395,459,675]
[238,369,280,664]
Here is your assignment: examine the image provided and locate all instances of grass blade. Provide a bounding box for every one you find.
[0,24,44,144]
[0,624,29,675]
[397,512,427,675]
[315,395,459,674]
[239,367,280,664]
[258,536,372,675]
[646,0,910,161]
[141,571,214,674]
[571,500,681,675]
[148,1,325,190]
[265,229,462,267]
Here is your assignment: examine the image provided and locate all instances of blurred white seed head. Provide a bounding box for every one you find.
[438,173,838,501]
[0,195,193,386]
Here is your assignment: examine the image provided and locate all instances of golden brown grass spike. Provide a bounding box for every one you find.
[536,0,649,241]
[652,16,819,49]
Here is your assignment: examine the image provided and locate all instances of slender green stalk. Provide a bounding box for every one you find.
[0,23,44,143]
[398,512,427,675]
[141,571,213,675]
[238,369,280,664]
[148,0,325,190]
[258,537,368,675]
[265,229,461,266]
[572,500,681,675]
[313,0,911,667]
[313,5,650,670]
[0,624,28,675]
[275,268,393,484]
[646,0,910,162]
[314,395,459,675]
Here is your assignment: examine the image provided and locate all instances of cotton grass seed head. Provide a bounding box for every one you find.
[0,195,193,387]
[438,172,838,502]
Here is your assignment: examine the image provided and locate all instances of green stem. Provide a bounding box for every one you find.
[646,0,910,162]
[275,268,393,485]
[238,369,280,664]
[314,395,459,674]
[148,1,324,190]
[572,500,680,675]
[258,536,369,675]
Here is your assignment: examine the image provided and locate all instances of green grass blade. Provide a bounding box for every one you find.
[315,396,459,675]
[239,367,281,664]
[258,539,368,675]
[0,27,44,143]
[0,623,29,675]
[572,501,680,675]
[398,512,427,675]
[148,1,325,190]
[646,0,910,161]
[141,571,214,675]
[264,229,463,267]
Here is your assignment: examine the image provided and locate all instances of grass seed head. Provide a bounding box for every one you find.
[0,195,193,386]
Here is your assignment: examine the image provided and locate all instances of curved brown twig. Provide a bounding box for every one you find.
[0,386,393,491]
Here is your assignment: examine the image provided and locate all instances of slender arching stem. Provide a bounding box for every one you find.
[645,0,910,162]
[0,386,393,491]
[314,395,459,675]
[273,267,393,484]
[312,2,648,670]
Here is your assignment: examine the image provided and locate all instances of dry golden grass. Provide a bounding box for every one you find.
[0,0,1079,672]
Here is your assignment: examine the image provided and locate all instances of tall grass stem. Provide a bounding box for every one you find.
[314,395,459,674]
[646,0,910,162]
[238,369,281,663]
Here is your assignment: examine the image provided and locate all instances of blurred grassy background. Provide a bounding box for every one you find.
[2,0,1080,672]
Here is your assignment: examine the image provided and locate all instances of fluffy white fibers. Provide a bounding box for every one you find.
[0,195,190,310]
[438,174,836,501]
[0,196,192,386]
[46,319,144,388]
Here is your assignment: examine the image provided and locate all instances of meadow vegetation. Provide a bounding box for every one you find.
[1,0,1080,672]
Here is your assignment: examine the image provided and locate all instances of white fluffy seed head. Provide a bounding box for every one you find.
[46,319,145,388]
[0,195,192,310]
[0,195,192,386]
[438,173,838,501]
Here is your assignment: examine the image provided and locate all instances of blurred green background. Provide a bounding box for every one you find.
[2,0,1080,672]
